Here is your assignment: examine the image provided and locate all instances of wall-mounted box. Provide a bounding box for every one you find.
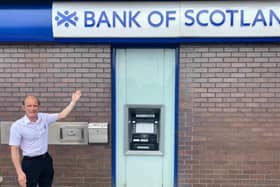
[0,121,13,144]
[88,122,108,143]
[49,122,88,145]
[60,126,85,143]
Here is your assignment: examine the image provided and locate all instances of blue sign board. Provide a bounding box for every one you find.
[1,2,280,43]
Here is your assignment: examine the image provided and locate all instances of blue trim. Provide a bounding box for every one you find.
[3,35,280,43]
[0,6,53,42]
[111,48,117,187]
[174,48,179,187]
[0,1,51,5]
[54,37,280,44]
[112,43,178,48]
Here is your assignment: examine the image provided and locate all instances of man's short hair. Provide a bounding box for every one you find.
[22,96,40,106]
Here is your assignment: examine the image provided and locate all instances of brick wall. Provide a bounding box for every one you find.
[2,43,280,187]
[0,44,112,187]
[179,44,280,187]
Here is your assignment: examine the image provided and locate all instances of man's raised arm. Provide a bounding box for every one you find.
[58,89,81,120]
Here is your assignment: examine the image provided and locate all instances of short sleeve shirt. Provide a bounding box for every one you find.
[9,113,58,156]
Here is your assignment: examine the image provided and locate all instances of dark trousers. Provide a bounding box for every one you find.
[21,152,54,187]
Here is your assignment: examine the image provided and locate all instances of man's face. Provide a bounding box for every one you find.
[23,96,39,121]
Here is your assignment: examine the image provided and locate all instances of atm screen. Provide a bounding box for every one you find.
[135,123,154,133]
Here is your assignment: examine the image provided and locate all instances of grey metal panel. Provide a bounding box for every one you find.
[49,122,89,145]
[0,121,89,145]
[0,121,13,144]
[88,122,108,143]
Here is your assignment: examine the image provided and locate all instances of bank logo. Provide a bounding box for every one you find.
[55,11,79,27]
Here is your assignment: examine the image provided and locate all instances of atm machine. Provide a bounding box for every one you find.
[115,48,175,187]
[127,106,163,153]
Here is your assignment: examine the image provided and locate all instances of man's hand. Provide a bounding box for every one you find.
[71,89,81,103]
[18,172,27,187]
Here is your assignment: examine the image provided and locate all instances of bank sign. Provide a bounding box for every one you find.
[52,2,280,38]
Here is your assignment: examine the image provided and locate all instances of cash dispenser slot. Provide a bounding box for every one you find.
[128,107,161,151]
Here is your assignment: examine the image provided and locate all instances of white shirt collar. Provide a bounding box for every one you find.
[23,114,41,125]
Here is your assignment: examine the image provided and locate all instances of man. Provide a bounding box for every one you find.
[9,90,81,187]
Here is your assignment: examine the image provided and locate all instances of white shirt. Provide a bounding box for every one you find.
[9,113,58,156]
